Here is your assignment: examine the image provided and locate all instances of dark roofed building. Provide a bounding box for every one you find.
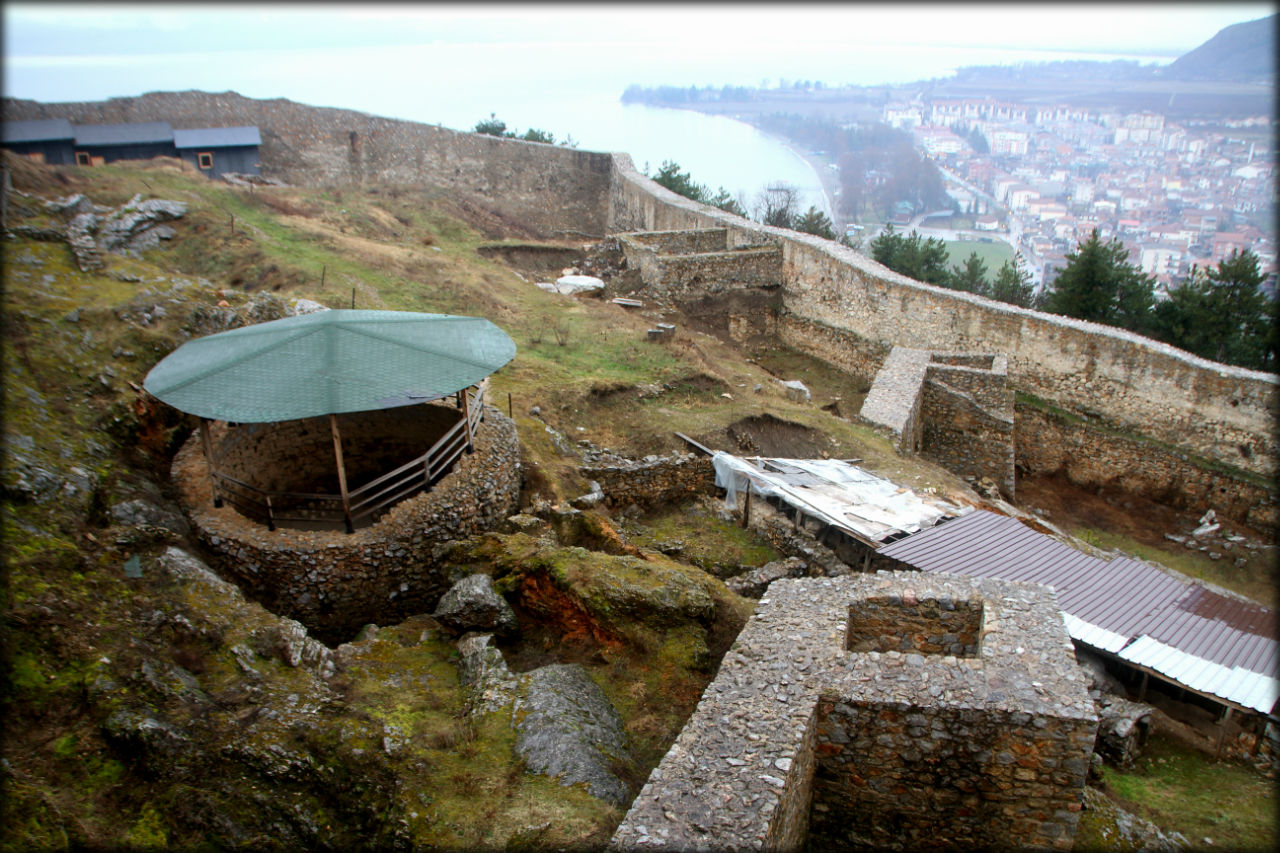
[3,119,262,177]
[173,126,262,177]
[2,119,75,164]
[72,121,176,165]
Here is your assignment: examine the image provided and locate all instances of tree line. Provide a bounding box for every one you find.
[472,114,576,147]
[870,226,1276,372]
[646,161,836,239]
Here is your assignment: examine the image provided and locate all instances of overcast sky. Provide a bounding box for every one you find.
[4,3,1274,127]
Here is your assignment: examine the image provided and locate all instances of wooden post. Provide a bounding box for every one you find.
[330,413,354,533]
[199,419,222,507]
[265,495,276,532]
[1138,671,1149,702]
[508,391,513,419]
[462,387,474,454]
[320,265,326,289]
[740,480,752,529]
[1214,706,1234,761]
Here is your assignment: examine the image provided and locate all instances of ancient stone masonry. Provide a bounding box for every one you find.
[12,90,1272,530]
[5,90,614,238]
[605,155,1276,530]
[579,451,715,509]
[611,572,1097,852]
[172,407,521,640]
[617,228,783,299]
[1015,399,1278,532]
[860,347,1016,499]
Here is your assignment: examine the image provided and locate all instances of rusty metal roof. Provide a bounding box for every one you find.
[879,510,1277,714]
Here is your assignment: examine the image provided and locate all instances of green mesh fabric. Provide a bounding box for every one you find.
[144,310,516,422]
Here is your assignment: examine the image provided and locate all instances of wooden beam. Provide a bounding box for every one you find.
[198,419,223,507]
[740,481,752,529]
[330,413,354,533]
[462,386,474,453]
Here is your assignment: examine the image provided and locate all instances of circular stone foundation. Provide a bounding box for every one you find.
[172,405,521,641]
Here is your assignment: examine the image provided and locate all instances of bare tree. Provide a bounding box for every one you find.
[753,182,800,229]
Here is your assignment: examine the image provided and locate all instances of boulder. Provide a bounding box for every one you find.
[456,633,519,714]
[781,379,811,402]
[110,498,191,536]
[552,274,605,296]
[433,573,518,636]
[513,664,632,806]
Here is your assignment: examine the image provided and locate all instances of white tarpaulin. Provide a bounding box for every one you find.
[711,452,967,543]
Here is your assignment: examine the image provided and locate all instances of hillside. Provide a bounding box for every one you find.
[0,151,976,849]
[2,148,1275,850]
[1161,14,1277,83]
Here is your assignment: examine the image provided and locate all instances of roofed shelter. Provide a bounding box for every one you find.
[146,309,516,533]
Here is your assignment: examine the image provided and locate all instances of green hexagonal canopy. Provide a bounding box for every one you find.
[144,309,516,422]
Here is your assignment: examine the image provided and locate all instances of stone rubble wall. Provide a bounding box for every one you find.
[172,408,522,639]
[607,154,1275,495]
[922,368,1017,499]
[858,347,931,452]
[618,230,783,298]
[611,572,1097,851]
[1015,400,1277,532]
[4,91,614,239]
[579,452,715,509]
[213,405,464,495]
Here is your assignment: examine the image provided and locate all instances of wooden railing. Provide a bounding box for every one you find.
[208,386,486,532]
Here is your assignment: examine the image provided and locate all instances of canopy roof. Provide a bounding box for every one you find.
[144,309,516,422]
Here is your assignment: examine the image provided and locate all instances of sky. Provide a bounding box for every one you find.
[3,2,1274,130]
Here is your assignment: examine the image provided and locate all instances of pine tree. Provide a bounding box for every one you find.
[1042,229,1154,332]
[951,252,990,295]
[990,256,1039,308]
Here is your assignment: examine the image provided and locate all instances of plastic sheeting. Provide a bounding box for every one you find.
[711,452,966,543]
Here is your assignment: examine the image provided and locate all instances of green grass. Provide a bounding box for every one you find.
[944,238,1014,273]
[1096,734,1276,851]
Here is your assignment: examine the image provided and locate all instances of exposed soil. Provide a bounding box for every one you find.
[1016,472,1192,547]
[723,413,828,458]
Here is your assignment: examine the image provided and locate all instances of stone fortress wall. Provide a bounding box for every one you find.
[8,90,1273,527]
[605,156,1277,529]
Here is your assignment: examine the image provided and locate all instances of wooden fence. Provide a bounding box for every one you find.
[209,386,486,532]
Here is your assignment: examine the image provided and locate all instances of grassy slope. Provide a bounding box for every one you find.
[3,152,1273,849]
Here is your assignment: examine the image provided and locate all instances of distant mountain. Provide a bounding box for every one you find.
[1161,14,1276,83]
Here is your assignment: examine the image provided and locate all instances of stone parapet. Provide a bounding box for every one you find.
[579,452,715,509]
[611,572,1097,851]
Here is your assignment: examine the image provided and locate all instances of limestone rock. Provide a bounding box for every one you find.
[290,298,330,315]
[726,557,808,598]
[570,480,605,509]
[456,633,519,714]
[513,663,632,806]
[433,573,518,636]
[110,498,191,536]
[552,274,605,296]
[781,379,810,402]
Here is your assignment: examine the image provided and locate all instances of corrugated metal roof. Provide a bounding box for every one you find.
[880,510,1277,714]
[73,121,174,146]
[173,126,261,149]
[2,118,74,143]
[144,309,516,423]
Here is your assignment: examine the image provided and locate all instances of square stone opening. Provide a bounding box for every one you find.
[845,596,983,657]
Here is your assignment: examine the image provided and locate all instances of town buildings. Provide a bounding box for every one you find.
[892,97,1276,295]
